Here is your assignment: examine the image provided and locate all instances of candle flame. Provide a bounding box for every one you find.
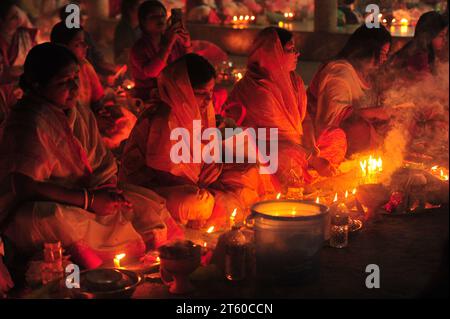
[333,193,338,203]
[231,208,237,218]
[203,242,207,248]
[239,15,244,21]
[276,193,281,200]
[233,16,237,21]
[115,253,126,261]
[156,256,160,263]
[315,197,320,204]
[400,18,408,25]
[345,190,349,199]
[432,166,438,170]
[206,226,215,233]
[284,13,289,18]
[250,16,255,21]
[244,15,249,21]
[352,188,357,195]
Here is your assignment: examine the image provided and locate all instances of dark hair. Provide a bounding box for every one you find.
[257,27,293,47]
[122,0,141,20]
[19,42,79,91]
[336,24,392,62]
[394,11,448,70]
[183,53,216,88]
[50,21,84,46]
[415,11,448,42]
[0,0,17,20]
[273,27,294,47]
[138,0,166,28]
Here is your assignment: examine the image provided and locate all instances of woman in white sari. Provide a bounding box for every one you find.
[0,43,182,269]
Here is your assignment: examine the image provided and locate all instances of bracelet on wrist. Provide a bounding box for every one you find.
[83,188,89,210]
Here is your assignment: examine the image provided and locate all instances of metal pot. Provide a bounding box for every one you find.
[248,200,329,284]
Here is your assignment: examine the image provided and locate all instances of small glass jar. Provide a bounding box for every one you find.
[41,242,64,285]
[225,226,248,281]
[329,213,349,249]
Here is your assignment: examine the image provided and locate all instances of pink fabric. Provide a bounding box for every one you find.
[130,35,188,100]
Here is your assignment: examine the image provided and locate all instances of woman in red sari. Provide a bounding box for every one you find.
[120,54,274,229]
[224,27,345,188]
[130,0,192,101]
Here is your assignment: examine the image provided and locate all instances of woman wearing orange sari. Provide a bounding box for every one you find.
[120,54,272,229]
[0,44,181,268]
[224,27,346,188]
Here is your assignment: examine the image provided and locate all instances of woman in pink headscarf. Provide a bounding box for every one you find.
[120,54,274,229]
[224,27,346,188]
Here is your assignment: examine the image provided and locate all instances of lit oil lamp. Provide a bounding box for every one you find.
[230,208,237,228]
[114,253,126,268]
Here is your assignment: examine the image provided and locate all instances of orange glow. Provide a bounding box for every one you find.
[114,253,126,268]
[345,190,349,199]
[276,193,281,200]
[352,188,357,195]
[231,208,237,219]
[156,257,160,263]
[206,226,215,233]
[333,193,338,203]
[400,18,408,26]
[315,197,320,204]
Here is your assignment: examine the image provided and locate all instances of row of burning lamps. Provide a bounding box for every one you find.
[113,155,448,268]
[231,12,295,25]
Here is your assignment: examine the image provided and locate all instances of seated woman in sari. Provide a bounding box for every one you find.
[0,43,182,268]
[130,0,191,101]
[0,1,36,126]
[50,22,137,150]
[308,25,392,156]
[120,54,273,229]
[0,0,37,84]
[387,11,448,80]
[224,27,345,188]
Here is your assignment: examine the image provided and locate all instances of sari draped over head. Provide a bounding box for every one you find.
[121,58,272,227]
[227,28,305,144]
[0,27,37,70]
[225,28,347,185]
[308,60,379,156]
[147,57,219,185]
[0,94,181,261]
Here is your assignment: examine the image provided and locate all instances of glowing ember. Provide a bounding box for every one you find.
[206,226,215,233]
[430,166,449,181]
